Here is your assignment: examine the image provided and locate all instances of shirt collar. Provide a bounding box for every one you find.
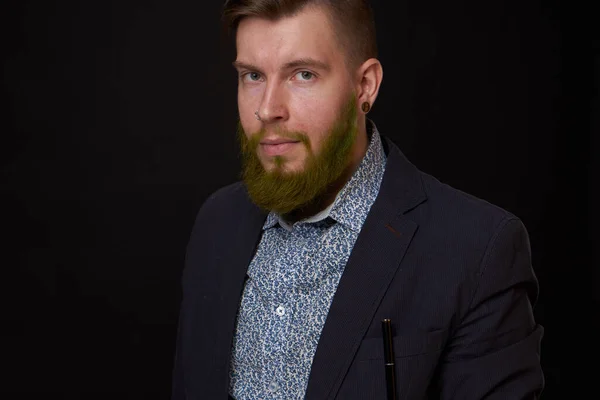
[263,119,387,232]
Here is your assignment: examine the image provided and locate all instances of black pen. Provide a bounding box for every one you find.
[382,319,397,400]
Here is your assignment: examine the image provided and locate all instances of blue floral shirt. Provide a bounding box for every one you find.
[229,121,387,399]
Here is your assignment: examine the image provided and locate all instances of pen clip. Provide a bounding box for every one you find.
[382,318,395,363]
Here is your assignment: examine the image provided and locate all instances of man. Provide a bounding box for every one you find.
[171,0,544,399]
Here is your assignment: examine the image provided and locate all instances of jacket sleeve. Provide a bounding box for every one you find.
[170,190,221,400]
[171,307,186,400]
[437,217,545,399]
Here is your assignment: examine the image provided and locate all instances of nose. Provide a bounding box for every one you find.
[257,81,289,123]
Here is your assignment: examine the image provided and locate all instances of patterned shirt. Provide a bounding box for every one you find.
[229,121,387,400]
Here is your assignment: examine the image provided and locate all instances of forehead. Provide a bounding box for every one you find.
[235,6,343,69]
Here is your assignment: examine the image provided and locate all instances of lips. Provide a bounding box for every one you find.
[259,138,300,157]
[260,137,298,145]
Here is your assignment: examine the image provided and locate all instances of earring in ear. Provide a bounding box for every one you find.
[361,101,371,113]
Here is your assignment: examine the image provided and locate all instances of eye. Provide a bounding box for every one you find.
[242,72,263,82]
[294,71,314,81]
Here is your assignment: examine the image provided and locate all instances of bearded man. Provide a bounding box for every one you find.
[171,1,545,399]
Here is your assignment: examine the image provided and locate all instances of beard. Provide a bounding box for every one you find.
[238,94,358,216]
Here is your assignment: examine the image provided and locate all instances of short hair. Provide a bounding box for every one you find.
[221,0,378,69]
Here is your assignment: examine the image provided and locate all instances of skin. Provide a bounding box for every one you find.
[234,4,383,221]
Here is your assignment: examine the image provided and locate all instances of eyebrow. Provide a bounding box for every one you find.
[282,58,330,72]
[232,57,331,73]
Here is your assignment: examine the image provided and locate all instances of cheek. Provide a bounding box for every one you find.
[238,94,260,133]
[289,98,340,150]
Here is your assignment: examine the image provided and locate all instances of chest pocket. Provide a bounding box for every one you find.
[336,329,448,399]
[354,329,447,360]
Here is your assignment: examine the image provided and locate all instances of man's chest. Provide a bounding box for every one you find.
[229,221,361,398]
[247,221,356,295]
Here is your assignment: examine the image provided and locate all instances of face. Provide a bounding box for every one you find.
[234,5,357,174]
[233,5,366,215]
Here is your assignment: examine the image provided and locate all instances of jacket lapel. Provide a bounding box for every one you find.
[304,138,427,400]
[185,187,267,398]
[217,196,268,360]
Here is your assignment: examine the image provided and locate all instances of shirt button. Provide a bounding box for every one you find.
[275,305,285,316]
[268,380,279,392]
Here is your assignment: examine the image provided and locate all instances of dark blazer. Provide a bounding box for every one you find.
[171,136,544,399]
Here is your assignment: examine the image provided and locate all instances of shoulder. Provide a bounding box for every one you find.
[381,136,521,237]
[419,171,530,264]
[382,137,531,274]
[199,181,249,213]
[188,181,258,231]
[420,170,518,225]
[410,167,533,291]
[382,141,539,311]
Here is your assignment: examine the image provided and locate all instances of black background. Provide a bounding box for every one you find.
[1,0,597,398]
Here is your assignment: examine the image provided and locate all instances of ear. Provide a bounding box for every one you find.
[355,58,383,112]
